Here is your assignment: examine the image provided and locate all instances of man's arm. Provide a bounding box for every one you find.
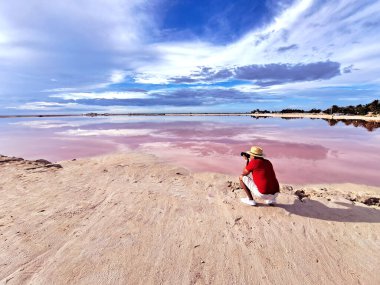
[241,167,250,176]
[241,157,251,176]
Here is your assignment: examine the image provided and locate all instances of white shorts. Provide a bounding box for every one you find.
[242,176,278,202]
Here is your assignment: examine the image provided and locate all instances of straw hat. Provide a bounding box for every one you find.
[247,146,264,157]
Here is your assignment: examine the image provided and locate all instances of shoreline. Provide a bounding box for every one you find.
[1,112,380,121]
[2,151,380,189]
[2,152,380,196]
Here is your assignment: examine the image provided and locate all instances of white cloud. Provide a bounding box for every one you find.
[41,70,130,93]
[110,70,127,84]
[7,102,79,110]
[50,91,149,100]
[134,0,380,90]
[0,0,152,53]
[42,87,78,93]
[134,42,223,84]
[0,0,155,94]
[131,0,316,83]
[0,33,9,45]
[265,0,313,33]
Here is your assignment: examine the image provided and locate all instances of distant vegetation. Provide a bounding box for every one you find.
[251,100,380,115]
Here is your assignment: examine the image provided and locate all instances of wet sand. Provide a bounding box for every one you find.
[0,153,379,284]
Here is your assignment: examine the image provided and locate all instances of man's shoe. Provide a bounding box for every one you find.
[240,198,257,206]
[265,200,276,206]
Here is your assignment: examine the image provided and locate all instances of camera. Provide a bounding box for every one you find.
[240,152,250,159]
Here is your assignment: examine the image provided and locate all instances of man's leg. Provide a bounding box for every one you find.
[248,184,278,206]
[239,175,254,200]
[262,193,278,205]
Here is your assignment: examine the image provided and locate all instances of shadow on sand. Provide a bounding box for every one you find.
[278,199,380,223]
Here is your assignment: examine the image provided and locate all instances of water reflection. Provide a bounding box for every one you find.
[1,116,379,186]
[323,119,380,131]
[255,116,380,131]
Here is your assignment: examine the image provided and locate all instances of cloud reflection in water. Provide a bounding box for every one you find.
[1,116,379,186]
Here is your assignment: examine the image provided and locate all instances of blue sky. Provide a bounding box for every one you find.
[0,0,379,114]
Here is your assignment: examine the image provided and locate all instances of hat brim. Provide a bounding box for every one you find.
[247,151,265,157]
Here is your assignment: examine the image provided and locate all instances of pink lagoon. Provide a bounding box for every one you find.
[1,115,379,186]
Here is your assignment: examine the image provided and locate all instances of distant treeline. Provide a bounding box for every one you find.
[251,100,380,115]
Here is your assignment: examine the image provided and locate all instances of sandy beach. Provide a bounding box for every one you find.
[1,153,379,285]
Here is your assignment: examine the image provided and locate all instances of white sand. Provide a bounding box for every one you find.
[0,153,379,285]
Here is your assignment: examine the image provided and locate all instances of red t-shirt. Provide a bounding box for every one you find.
[246,158,279,194]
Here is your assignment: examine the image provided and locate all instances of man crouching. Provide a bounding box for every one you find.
[239,146,279,206]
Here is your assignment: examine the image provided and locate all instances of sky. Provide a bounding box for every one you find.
[0,0,380,114]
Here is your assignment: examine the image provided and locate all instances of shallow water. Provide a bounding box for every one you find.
[1,116,379,186]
